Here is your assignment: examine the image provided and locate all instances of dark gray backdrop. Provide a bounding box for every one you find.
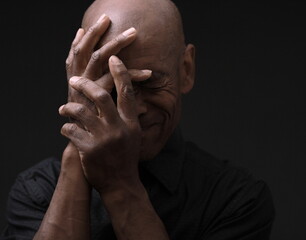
[1,0,305,239]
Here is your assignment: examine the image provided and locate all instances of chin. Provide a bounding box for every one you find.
[138,123,173,161]
[139,149,156,161]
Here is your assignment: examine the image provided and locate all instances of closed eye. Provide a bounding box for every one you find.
[134,71,168,90]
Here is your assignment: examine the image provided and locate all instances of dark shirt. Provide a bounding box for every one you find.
[1,130,275,239]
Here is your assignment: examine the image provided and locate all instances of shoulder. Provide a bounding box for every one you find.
[9,157,61,208]
[183,141,268,187]
[182,141,256,186]
[181,141,275,237]
[2,157,61,239]
[183,141,274,206]
[17,156,61,181]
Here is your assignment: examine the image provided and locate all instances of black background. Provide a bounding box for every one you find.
[0,0,305,239]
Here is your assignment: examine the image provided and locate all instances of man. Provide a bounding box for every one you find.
[1,0,275,239]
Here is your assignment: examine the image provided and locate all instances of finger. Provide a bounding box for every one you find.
[68,86,98,115]
[69,77,119,122]
[72,14,110,76]
[95,73,115,93]
[61,123,89,150]
[59,103,99,132]
[94,69,151,93]
[67,68,151,115]
[109,55,138,122]
[84,27,137,80]
[128,69,152,82]
[66,28,85,79]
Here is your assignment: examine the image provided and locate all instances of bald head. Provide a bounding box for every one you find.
[81,0,185,65]
[77,0,195,161]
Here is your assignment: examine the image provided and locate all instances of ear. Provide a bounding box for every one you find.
[180,44,195,94]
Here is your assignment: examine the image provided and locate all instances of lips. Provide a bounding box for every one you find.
[139,117,162,131]
[138,111,165,132]
[140,123,159,131]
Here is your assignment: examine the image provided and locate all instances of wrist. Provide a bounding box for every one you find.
[58,165,91,197]
[99,177,148,207]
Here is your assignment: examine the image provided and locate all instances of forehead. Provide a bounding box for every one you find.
[82,4,179,70]
[107,31,174,70]
[101,22,176,71]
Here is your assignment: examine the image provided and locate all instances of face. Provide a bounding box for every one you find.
[115,29,186,160]
[83,7,194,161]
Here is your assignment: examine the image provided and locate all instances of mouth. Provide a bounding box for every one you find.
[140,122,160,131]
[140,123,161,141]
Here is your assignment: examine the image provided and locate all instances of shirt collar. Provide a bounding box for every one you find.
[139,127,185,194]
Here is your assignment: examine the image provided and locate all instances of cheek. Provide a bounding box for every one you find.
[139,89,182,161]
[147,89,182,124]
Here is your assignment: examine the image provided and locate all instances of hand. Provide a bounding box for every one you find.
[59,55,146,194]
[65,14,149,115]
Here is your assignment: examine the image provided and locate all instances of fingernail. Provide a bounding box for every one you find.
[69,76,79,84]
[142,70,152,75]
[75,28,84,38]
[58,105,65,112]
[122,27,136,37]
[109,55,122,64]
[97,14,106,24]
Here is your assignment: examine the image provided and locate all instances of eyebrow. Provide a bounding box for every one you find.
[134,71,167,85]
[151,71,168,79]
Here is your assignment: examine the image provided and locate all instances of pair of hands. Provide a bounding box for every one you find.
[59,14,149,193]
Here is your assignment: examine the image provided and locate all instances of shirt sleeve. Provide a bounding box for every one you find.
[199,168,275,240]
[1,158,60,240]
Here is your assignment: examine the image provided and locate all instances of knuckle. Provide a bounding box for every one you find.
[91,50,100,62]
[87,26,96,34]
[112,36,121,48]
[75,105,86,116]
[71,39,78,48]
[77,78,89,89]
[68,123,78,133]
[73,46,80,56]
[120,85,135,100]
[62,123,77,135]
[117,69,129,78]
[71,42,77,48]
[94,90,110,104]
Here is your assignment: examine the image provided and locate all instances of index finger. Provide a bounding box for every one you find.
[108,55,138,123]
[66,28,85,79]
[76,14,110,57]
[71,14,111,76]
[83,27,137,80]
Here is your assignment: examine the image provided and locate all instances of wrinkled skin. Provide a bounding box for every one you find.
[35,0,195,239]
[59,0,195,192]
[60,55,144,192]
